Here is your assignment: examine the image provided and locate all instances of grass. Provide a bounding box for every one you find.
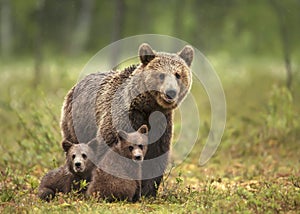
[0,56,299,213]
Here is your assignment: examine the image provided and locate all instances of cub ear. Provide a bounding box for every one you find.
[87,138,99,152]
[139,43,155,65]
[117,130,128,142]
[62,140,73,153]
[137,124,148,135]
[177,45,194,67]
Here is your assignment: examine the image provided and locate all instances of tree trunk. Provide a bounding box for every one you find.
[110,0,125,68]
[33,0,44,88]
[0,0,13,57]
[173,0,185,39]
[191,0,204,50]
[269,0,292,89]
[70,0,94,55]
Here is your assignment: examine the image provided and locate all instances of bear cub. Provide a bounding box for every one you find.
[87,125,148,202]
[38,140,98,201]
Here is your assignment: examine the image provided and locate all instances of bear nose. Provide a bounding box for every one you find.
[75,162,81,167]
[165,89,177,100]
[134,155,142,161]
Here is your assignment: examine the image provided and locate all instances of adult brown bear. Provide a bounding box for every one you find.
[60,43,193,197]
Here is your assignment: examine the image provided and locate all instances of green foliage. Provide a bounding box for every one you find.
[3,96,62,169]
[262,85,299,142]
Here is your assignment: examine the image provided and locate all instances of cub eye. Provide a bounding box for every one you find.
[128,146,134,152]
[159,73,165,80]
[175,72,181,79]
[72,154,76,160]
[138,145,143,150]
[82,154,87,159]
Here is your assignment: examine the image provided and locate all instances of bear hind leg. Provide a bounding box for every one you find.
[38,187,56,202]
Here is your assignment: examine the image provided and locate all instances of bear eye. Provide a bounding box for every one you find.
[72,154,76,160]
[138,145,143,150]
[159,73,165,80]
[128,146,134,152]
[82,154,87,160]
[175,72,181,79]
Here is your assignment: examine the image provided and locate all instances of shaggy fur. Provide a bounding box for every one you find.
[38,140,97,201]
[60,43,193,197]
[87,125,148,202]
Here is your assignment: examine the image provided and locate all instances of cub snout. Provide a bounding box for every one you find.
[132,149,144,162]
[73,158,85,172]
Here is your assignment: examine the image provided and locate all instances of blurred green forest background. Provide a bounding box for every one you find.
[1,0,300,86]
[1,0,300,61]
[1,0,300,178]
[1,0,300,212]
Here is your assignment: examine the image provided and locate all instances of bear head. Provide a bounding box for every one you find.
[62,140,98,174]
[116,124,148,163]
[134,43,194,110]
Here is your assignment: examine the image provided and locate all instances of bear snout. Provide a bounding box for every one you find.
[75,162,81,167]
[132,149,144,162]
[73,161,84,172]
[134,155,142,161]
[165,89,177,100]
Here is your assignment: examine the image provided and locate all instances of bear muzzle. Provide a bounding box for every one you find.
[161,89,178,104]
[165,89,177,100]
[73,161,84,172]
[132,149,144,163]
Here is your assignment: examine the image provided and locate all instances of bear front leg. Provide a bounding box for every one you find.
[141,115,172,197]
[141,176,163,198]
[141,147,169,197]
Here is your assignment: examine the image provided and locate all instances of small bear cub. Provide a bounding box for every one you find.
[87,125,148,202]
[38,140,98,201]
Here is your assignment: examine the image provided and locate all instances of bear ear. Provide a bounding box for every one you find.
[139,43,155,65]
[117,130,128,142]
[177,45,194,67]
[62,140,73,153]
[137,124,148,135]
[87,138,98,152]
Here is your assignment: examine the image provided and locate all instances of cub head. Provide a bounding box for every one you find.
[116,125,148,163]
[136,43,194,110]
[62,140,98,174]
